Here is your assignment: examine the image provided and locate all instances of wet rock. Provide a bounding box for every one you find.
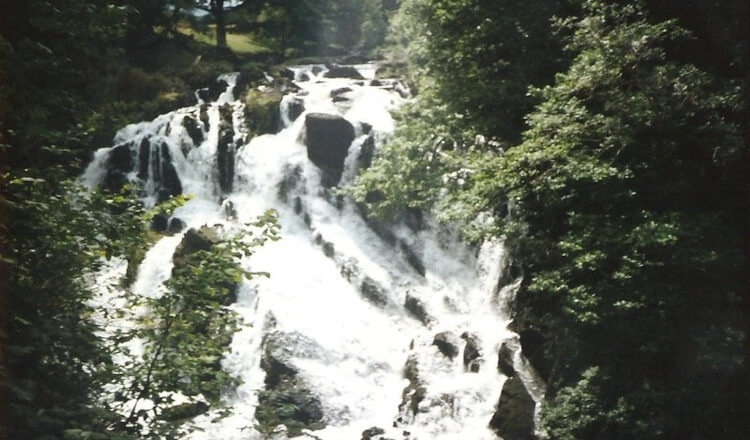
[399,355,426,416]
[359,135,376,170]
[362,427,385,440]
[332,95,350,103]
[182,115,204,146]
[293,196,303,214]
[405,294,430,326]
[217,103,235,193]
[311,65,324,76]
[370,79,383,87]
[330,86,353,98]
[257,331,326,436]
[137,138,150,179]
[489,376,535,440]
[433,332,459,359]
[360,122,372,135]
[298,72,311,82]
[304,113,355,186]
[103,143,133,191]
[109,143,133,172]
[461,332,482,372]
[322,240,335,258]
[278,165,303,203]
[150,213,168,232]
[323,63,364,79]
[399,240,425,276]
[156,143,182,202]
[498,341,516,377]
[244,87,283,136]
[199,104,210,126]
[197,79,228,102]
[167,217,186,234]
[222,200,238,220]
[360,277,388,307]
[286,97,305,123]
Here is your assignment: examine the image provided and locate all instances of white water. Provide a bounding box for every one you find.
[84,64,544,440]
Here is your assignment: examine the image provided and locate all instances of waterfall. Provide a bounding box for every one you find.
[83,63,545,440]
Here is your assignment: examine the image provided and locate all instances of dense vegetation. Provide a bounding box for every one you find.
[355,0,747,438]
[1,0,746,439]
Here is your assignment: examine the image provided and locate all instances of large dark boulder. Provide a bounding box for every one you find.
[304,113,355,186]
[324,63,364,79]
[489,376,536,440]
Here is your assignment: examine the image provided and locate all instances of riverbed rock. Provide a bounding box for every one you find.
[285,97,305,123]
[399,355,426,416]
[182,114,204,146]
[217,104,235,193]
[257,331,325,436]
[323,63,364,79]
[358,135,376,170]
[360,276,388,307]
[433,332,459,359]
[156,143,182,202]
[405,294,430,326]
[304,113,355,186]
[362,427,385,440]
[461,332,482,373]
[489,376,535,440]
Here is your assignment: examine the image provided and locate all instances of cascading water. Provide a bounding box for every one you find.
[83,64,545,440]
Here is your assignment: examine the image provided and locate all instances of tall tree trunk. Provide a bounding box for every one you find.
[212,0,227,48]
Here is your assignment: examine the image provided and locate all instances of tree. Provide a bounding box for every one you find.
[193,0,242,48]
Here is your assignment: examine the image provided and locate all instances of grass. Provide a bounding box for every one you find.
[176,24,272,55]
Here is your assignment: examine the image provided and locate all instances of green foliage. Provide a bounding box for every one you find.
[120,211,280,437]
[1,171,146,440]
[357,0,746,438]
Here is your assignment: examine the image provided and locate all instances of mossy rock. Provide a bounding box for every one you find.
[244,87,284,136]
